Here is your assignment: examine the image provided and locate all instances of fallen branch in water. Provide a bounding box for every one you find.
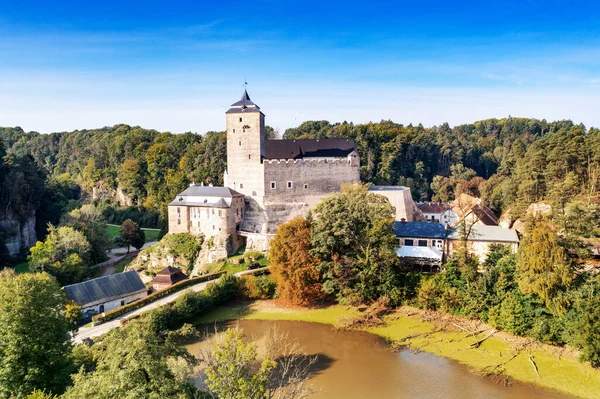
[528,353,541,378]
[484,352,519,374]
[451,323,477,337]
[469,329,496,348]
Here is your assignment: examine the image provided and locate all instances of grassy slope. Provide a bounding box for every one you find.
[195,302,600,399]
[203,249,270,275]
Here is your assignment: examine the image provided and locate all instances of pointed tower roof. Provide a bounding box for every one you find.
[226,90,262,114]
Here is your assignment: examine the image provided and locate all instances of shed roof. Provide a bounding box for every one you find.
[152,266,187,286]
[63,271,146,307]
[396,246,444,260]
[264,139,356,160]
[392,222,447,239]
[447,225,519,243]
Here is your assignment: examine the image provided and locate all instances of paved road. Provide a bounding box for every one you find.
[72,267,269,344]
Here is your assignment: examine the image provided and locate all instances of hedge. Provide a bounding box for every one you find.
[92,271,226,324]
[136,274,239,331]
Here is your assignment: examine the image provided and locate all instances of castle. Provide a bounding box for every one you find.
[168,90,415,258]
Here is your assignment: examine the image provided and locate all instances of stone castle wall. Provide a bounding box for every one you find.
[258,158,360,233]
[225,112,265,199]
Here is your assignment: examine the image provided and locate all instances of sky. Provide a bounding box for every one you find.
[1,0,599,134]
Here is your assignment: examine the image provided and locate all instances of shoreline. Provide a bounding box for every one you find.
[194,300,600,399]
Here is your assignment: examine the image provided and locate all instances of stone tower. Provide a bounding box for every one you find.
[224,90,265,199]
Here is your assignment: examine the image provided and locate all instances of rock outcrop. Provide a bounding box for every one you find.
[0,212,36,257]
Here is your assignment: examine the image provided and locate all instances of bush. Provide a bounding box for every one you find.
[93,271,225,324]
[238,275,276,299]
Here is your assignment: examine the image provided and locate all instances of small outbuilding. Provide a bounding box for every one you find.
[63,270,148,320]
[151,266,188,292]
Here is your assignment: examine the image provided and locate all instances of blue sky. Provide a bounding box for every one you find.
[1,0,599,134]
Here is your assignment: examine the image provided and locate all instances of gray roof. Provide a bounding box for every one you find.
[447,225,519,243]
[230,90,256,107]
[168,186,243,207]
[63,271,146,307]
[176,185,243,197]
[392,222,447,239]
[264,139,356,160]
[226,90,262,114]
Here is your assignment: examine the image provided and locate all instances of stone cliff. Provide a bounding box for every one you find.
[0,211,37,257]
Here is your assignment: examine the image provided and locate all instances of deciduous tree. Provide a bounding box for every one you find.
[120,219,145,253]
[311,184,401,305]
[269,217,326,306]
[0,270,72,397]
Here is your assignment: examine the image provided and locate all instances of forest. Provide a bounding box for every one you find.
[1,118,599,261]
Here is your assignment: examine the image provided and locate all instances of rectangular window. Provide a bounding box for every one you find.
[270,182,276,189]
[212,225,215,230]
[418,240,428,247]
[239,140,241,146]
[177,219,181,225]
[304,183,308,189]
[233,128,236,133]
[239,117,242,122]
[218,210,222,217]
[287,181,293,188]
[248,154,251,159]
[404,239,413,246]
[198,221,200,227]
[240,183,244,189]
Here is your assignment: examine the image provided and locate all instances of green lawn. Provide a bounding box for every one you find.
[11,261,30,274]
[105,224,161,242]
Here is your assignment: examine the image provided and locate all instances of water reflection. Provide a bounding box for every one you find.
[187,320,573,399]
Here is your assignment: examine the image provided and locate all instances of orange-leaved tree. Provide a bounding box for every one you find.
[269,216,326,306]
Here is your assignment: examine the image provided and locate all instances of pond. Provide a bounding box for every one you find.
[186,320,573,399]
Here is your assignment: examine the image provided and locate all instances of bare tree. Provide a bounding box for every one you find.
[197,326,317,399]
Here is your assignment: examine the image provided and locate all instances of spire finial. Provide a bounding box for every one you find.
[244,80,248,90]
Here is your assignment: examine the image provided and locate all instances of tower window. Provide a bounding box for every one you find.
[248,154,251,159]
[233,129,235,133]
[270,182,276,190]
[239,117,242,122]
[287,181,293,189]
[304,183,308,189]
[177,219,181,225]
[239,140,241,146]
[240,183,244,189]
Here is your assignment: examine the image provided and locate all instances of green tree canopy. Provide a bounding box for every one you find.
[311,184,401,304]
[517,218,575,314]
[120,219,145,253]
[29,226,91,285]
[0,270,72,398]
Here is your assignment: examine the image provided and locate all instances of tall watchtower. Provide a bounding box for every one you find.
[224,90,265,199]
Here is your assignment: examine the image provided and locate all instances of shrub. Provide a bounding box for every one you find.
[238,275,276,299]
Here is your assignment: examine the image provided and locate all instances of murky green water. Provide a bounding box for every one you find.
[187,320,573,399]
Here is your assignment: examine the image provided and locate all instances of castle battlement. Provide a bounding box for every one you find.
[264,158,353,166]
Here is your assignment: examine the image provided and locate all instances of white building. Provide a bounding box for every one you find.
[63,270,148,319]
